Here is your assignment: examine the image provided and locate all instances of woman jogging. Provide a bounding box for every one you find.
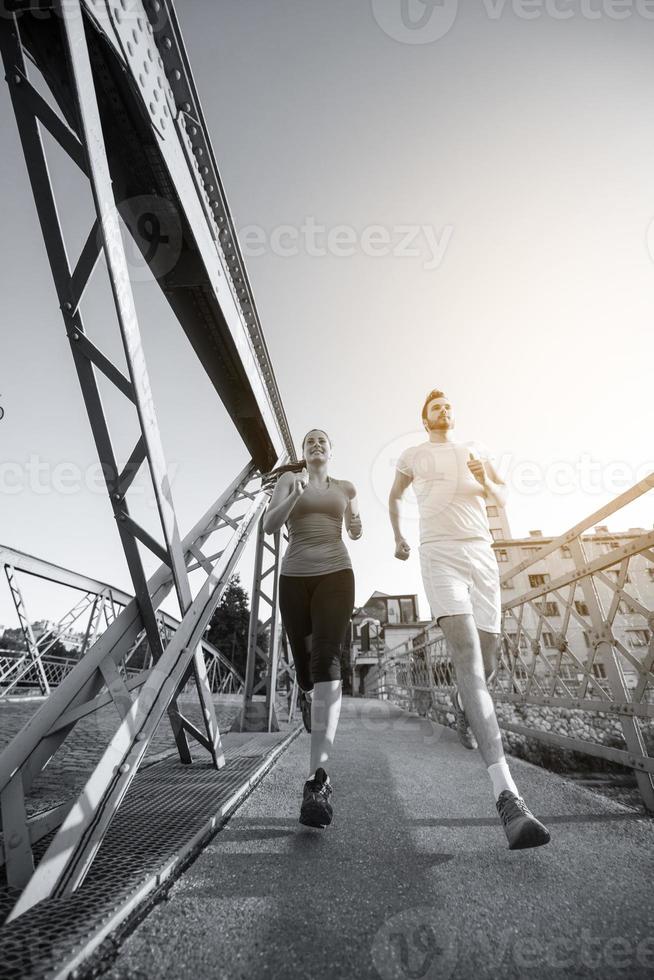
[264,429,362,828]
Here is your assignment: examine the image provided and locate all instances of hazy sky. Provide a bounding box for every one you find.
[1,0,653,628]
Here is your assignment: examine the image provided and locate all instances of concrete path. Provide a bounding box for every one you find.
[105,698,654,980]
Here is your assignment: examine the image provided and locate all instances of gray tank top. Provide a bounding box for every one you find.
[281,478,353,577]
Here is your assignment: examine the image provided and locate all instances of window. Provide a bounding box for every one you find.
[513,666,528,680]
[487,505,498,517]
[574,600,589,616]
[542,632,557,648]
[536,601,560,617]
[627,629,650,648]
[592,663,607,679]
[496,549,509,563]
[529,573,550,588]
[400,597,417,624]
[386,599,400,624]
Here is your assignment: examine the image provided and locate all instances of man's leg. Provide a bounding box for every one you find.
[439,614,550,849]
[478,629,501,683]
[450,629,500,747]
[438,614,506,768]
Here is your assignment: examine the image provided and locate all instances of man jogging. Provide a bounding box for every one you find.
[388,389,550,850]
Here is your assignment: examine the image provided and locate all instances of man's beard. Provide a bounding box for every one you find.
[427,417,452,430]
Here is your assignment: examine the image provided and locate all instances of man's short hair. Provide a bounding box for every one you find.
[421,389,447,422]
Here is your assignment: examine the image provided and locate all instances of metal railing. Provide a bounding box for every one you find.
[365,474,654,811]
[0,651,144,695]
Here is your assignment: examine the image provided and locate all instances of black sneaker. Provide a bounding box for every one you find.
[299,767,333,828]
[298,689,312,733]
[451,689,477,750]
[496,790,551,850]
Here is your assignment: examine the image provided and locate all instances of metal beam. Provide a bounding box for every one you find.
[12,0,295,469]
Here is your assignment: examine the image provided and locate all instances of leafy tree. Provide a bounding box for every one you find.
[205,574,268,684]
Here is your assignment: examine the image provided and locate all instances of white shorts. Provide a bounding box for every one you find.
[419,539,501,634]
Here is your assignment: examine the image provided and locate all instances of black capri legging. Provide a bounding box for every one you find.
[279,568,355,692]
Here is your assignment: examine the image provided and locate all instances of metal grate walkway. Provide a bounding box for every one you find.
[0,729,299,979]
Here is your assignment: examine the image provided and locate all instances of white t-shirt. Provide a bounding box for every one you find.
[396,440,493,545]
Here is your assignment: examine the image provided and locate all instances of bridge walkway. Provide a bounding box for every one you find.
[103,699,654,980]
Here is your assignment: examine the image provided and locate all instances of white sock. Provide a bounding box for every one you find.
[455,690,464,711]
[487,759,519,800]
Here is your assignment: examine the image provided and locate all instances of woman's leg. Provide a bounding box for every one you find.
[308,569,355,775]
[278,575,313,694]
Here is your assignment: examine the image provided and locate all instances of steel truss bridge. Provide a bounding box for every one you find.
[0,0,652,975]
[0,0,297,930]
[0,544,246,698]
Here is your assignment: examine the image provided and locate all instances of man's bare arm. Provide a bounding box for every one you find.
[467,454,508,509]
[482,458,508,508]
[388,469,413,560]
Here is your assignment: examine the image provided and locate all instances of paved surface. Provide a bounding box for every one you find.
[0,695,242,816]
[102,698,654,980]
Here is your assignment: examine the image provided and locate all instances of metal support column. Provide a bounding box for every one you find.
[231,520,284,732]
[4,565,50,696]
[569,538,654,811]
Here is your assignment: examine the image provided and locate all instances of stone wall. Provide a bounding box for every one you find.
[411,687,654,777]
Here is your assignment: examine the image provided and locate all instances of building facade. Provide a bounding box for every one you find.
[350,591,430,695]
[494,525,653,691]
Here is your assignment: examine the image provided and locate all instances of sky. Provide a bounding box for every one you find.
[1,0,653,629]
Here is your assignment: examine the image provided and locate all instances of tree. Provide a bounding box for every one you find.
[205,574,268,684]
